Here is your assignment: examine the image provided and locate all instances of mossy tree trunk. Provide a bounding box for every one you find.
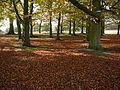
[12,0,30,46]
[22,0,30,46]
[89,21,101,49]
[86,17,90,41]
[88,0,102,49]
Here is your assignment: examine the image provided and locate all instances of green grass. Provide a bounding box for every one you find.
[76,48,106,56]
[92,50,105,55]
[14,46,49,51]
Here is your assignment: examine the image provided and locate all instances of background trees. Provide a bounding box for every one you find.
[0,0,119,48]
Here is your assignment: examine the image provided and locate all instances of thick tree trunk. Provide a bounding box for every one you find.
[8,17,15,35]
[117,25,120,35]
[69,20,72,35]
[86,18,90,41]
[8,0,15,35]
[16,18,22,39]
[73,20,76,35]
[88,0,102,49]
[56,13,61,40]
[88,21,101,49]
[22,0,30,46]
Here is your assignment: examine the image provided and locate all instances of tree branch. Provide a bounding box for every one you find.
[12,0,23,23]
[68,0,100,20]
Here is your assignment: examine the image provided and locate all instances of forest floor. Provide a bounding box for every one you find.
[0,34,120,90]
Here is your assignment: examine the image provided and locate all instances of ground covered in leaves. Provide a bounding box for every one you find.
[0,34,120,90]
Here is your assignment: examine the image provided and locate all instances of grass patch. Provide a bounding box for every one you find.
[92,50,105,55]
[14,45,49,51]
[80,39,89,43]
[76,48,106,56]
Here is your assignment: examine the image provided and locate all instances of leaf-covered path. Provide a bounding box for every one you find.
[0,35,120,89]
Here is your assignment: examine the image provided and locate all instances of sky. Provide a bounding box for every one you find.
[0,19,17,31]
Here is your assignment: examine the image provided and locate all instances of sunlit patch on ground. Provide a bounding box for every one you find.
[0,34,120,89]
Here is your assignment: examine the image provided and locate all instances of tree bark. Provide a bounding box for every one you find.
[73,20,76,35]
[49,12,53,38]
[49,2,53,38]
[117,25,120,35]
[81,18,84,34]
[13,0,30,46]
[39,20,42,33]
[8,0,15,35]
[22,0,30,46]
[88,21,101,49]
[30,0,34,36]
[88,0,102,49]
[61,15,63,34]
[68,0,100,21]
[8,17,15,35]
[69,20,72,35]
[56,13,61,40]
[101,19,105,36]
[16,18,22,39]
[86,17,90,41]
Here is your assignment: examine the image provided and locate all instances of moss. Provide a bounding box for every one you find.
[92,50,105,55]
[14,46,48,51]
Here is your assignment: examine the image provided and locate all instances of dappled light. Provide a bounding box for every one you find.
[0,0,120,89]
[0,34,120,89]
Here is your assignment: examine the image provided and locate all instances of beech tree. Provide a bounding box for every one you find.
[13,0,30,46]
[68,0,111,49]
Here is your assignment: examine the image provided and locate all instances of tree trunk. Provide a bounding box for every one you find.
[8,17,15,35]
[22,0,30,46]
[101,20,105,36]
[81,18,84,34]
[49,1,53,38]
[61,15,63,34]
[117,25,120,35]
[86,17,90,41]
[8,0,15,35]
[49,12,53,38]
[89,21,101,49]
[69,20,72,35]
[30,0,34,36]
[56,13,61,40]
[39,20,42,33]
[73,20,76,35]
[16,18,22,39]
[88,0,102,49]
[30,23,33,36]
